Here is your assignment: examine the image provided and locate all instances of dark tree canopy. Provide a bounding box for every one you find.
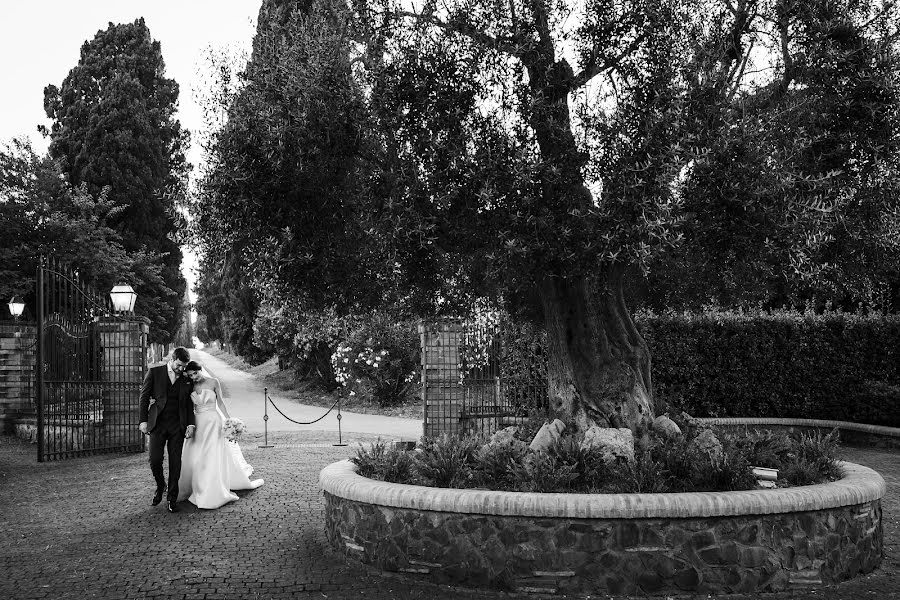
[43,18,190,342]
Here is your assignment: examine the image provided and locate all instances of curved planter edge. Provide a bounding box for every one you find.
[320,460,885,519]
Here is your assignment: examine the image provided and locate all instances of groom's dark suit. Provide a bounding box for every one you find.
[140,363,195,502]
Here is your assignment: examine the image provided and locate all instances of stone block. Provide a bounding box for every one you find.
[581,426,634,464]
[529,419,565,452]
[689,429,724,464]
[652,414,682,439]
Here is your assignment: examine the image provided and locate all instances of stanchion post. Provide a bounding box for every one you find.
[258,387,275,448]
[333,393,348,447]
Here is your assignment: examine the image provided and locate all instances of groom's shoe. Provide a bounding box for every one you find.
[152,489,164,506]
[167,500,179,513]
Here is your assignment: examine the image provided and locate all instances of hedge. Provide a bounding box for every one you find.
[636,310,900,427]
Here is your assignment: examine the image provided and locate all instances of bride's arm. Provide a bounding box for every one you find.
[213,379,231,419]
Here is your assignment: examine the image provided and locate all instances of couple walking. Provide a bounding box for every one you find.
[138,347,263,512]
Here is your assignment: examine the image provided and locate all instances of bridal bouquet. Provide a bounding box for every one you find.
[223,417,246,442]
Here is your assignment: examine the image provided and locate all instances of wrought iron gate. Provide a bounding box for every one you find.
[35,257,147,461]
[421,315,549,438]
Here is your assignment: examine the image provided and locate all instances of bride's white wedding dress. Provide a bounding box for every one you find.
[178,388,264,509]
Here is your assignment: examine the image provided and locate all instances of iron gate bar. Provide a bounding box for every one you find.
[35,256,147,462]
[421,315,549,439]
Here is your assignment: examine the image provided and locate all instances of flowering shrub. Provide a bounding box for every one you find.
[331,317,420,407]
[459,304,501,380]
[254,305,362,388]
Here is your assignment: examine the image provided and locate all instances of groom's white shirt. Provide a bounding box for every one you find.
[167,362,177,385]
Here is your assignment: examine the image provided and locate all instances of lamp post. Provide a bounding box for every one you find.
[109,284,137,314]
[8,296,25,320]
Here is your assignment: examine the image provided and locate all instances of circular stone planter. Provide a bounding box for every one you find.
[321,460,885,596]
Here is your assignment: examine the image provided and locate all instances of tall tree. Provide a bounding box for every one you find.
[43,18,190,342]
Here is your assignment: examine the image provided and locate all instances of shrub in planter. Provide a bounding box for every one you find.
[351,425,842,494]
[351,439,416,483]
[780,429,842,486]
[415,434,480,488]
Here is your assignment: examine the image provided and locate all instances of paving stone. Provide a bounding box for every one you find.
[1,433,900,599]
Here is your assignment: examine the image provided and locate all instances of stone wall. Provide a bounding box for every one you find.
[325,493,882,595]
[321,459,886,596]
[0,324,36,430]
[701,417,900,450]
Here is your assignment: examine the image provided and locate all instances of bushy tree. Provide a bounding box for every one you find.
[42,18,190,341]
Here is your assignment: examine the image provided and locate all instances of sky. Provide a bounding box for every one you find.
[0,0,262,305]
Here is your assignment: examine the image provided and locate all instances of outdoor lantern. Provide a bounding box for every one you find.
[109,284,137,313]
[7,296,25,319]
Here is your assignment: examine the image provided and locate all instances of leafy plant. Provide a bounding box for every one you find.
[350,440,416,483]
[414,434,480,488]
[734,429,795,469]
[472,442,528,490]
[351,427,843,493]
[510,451,579,493]
[781,428,842,486]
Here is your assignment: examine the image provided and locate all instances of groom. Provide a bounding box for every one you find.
[139,347,196,513]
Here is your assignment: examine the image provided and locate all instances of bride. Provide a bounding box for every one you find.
[177,360,263,509]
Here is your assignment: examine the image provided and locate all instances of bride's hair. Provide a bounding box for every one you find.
[184,360,203,373]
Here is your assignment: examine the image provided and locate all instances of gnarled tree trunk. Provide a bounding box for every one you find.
[538,265,655,442]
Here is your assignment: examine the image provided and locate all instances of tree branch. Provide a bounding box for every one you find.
[570,31,648,90]
[393,9,525,56]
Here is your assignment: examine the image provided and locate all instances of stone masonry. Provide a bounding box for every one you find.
[324,493,883,596]
[0,323,35,432]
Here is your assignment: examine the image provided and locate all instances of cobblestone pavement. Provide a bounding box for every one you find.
[1,432,898,600]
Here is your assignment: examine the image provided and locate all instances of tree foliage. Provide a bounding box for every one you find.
[639,0,900,311]
[0,139,167,319]
[42,18,190,341]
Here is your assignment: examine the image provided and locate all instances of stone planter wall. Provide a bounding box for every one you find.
[700,417,900,450]
[321,461,885,596]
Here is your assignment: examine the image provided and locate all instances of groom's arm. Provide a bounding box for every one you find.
[139,368,154,432]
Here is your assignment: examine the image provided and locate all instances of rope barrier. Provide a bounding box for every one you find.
[267,391,340,425]
[259,387,348,448]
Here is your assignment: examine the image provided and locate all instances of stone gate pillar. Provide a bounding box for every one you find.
[97,316,148,449]
[0,324,36,432]
[419,320,463,438]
